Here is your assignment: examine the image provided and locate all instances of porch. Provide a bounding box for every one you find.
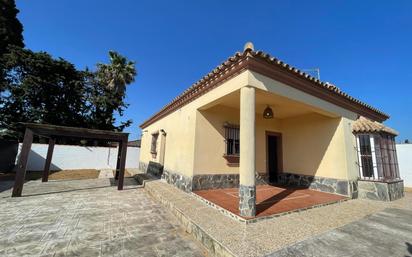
[193,85,358,217]
[194,184,347,219]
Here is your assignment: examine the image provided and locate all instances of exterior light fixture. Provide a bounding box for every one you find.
[263,105,274,119]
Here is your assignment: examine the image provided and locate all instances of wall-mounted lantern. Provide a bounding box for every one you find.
[263,105,274,119]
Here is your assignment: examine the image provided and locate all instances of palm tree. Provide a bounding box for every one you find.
[96,51,136,95]
[90,51,136,132]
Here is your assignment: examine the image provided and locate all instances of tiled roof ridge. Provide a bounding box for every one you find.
[140,48,389,128]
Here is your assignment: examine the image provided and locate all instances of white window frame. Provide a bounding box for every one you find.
[356,134,379,180]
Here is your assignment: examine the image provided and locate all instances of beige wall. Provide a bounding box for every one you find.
[192,107,357,180]
[140,70,359,180]
[140,71,250,177]
[140,104,197,177]
[193,106,239,174]
[281,114,357,180]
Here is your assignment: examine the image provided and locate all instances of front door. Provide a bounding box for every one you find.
[267,133,281,183]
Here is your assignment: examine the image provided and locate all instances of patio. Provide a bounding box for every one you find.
[0,178,205,257]
[145,179,412,257]
[194,185,348,219]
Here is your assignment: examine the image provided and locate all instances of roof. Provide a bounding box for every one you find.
[352,116,398,136]
[127,139,141,147]
[140,45,389,128]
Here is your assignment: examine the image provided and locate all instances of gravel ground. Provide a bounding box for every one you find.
[145,180,412,257]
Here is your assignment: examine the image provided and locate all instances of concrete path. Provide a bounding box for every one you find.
[270,208,412,257]
[0,178,205,256]
[145,180,412,257]
[98,169,114,179]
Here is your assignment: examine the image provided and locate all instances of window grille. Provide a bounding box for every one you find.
[378,134,400,179]
[150,133,159,154]
[224,125,239,155]
[356,134,400,181]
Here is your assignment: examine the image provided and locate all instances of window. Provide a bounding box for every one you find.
[378,134,400,179]
[357,134,374,179]
[150,132,159,154]
[224,125,239,155]
[356,134,400,181]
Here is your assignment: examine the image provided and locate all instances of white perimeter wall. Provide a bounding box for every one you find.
[397,144,412,188]
[17,143,140,171]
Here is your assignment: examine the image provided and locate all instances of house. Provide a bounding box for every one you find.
[127,139,141,148]
[139,42,403,217]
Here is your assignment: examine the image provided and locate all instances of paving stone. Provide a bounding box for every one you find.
[0,178,205,256]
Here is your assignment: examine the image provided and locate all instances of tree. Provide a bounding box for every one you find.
[0,0,24,56]
[0,48,137,140]
[0,2,137,141]
[0,46,88,139]
[96,51,136,95]
[88,51,136,131]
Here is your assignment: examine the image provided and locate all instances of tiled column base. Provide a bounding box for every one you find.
[239,184,256,217]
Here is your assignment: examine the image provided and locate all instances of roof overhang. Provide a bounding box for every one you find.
[140,49,389,128]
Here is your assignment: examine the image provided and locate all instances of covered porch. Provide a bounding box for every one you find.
[194,85,357,217]
[195,184,347,219]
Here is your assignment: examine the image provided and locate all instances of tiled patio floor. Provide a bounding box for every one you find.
[194,185,347,218]
[0,178,206,257]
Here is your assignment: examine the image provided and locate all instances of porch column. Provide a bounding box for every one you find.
[239,86,256,217]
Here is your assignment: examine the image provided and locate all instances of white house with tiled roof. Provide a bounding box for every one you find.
[139,42,403,217]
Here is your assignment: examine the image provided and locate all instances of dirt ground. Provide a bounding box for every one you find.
[0,169,134,181]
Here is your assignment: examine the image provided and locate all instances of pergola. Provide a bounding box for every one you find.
[12,123,129,197]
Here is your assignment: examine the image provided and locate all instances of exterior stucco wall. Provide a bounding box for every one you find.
[397,144,412,188]
[282,114,357,180]
[193,105,282,175]
[140,70,359,181]
[193,109,357,180]
[193,106,239,174]
[16,143,140,171]
[140,104,197,177]
[139,71,250,177]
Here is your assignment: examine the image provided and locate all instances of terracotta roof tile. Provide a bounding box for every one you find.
[140,47,389,128]
[353,116,398,136]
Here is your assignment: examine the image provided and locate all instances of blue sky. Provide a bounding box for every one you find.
[17,1,412,141]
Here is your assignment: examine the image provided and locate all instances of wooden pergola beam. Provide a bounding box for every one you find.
[12,123,129,197]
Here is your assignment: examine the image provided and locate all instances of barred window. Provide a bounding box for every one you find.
[150,133,159,154]
[356,134,400,181]
[357,134,374,178]
[378,134,400,179]
[224,125,239,155]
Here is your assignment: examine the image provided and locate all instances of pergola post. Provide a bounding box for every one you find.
[115,142,122,180]
[12,129,34,197]
[116,138,127,190]
[239,86,256,217]
[42,138,55,182]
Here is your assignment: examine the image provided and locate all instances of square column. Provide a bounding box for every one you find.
[239,86,256,217]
